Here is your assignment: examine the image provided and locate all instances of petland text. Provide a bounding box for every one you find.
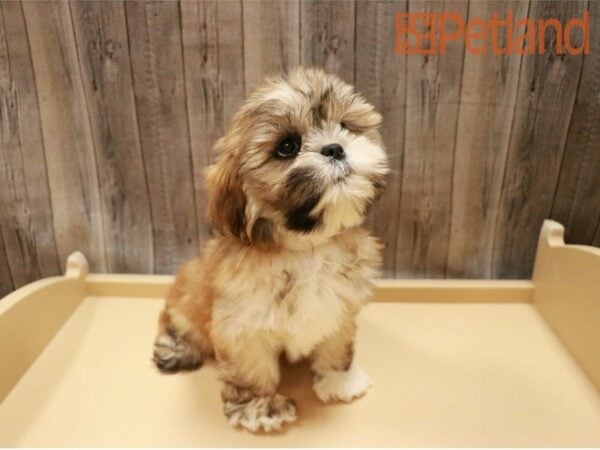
[396,11,590,55]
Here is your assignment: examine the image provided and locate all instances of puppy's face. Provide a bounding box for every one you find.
[205,68,388,247]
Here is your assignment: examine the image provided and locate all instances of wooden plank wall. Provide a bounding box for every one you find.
[0,0,598,295]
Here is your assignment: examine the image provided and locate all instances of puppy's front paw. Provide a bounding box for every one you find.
[224,394,297,433]
[313,363,372,403]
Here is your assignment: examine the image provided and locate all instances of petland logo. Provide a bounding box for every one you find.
[396,10,590,55]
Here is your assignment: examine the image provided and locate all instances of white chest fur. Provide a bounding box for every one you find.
[212,231,380,361]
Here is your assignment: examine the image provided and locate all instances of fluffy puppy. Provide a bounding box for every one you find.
[152,67,389,432]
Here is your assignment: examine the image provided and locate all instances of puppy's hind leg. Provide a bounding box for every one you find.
[152,310,207,373]
[152,259,214,373]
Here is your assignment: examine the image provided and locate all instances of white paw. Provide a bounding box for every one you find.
[224,394,297,433]
[313,363,372,403]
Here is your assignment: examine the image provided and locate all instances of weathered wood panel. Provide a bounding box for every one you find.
[0,1,61,287]
[22,0,107,272]
[126,0,198,274]
[243,0,300,92]
[395,0,468,278]
[70,1,153,273]
[447,0,530,278]
[355,0,407,278]
[551,0,600,247]
[492,0,587,278]
[0,231,13,298]
[300,0,355,84]
[181,0,245,244]
[1,0,600,296]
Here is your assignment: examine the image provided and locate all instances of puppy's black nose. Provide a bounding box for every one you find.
[320,143,345,161]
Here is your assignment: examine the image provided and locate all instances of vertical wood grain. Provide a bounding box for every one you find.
[70,1,153,273]
[395,0,468,278]
[492,0,587,278]
[0,1,61,287]
[1,0,600,294]
[22,0,106,273]
[243,0,300,92]
[0,230,13,297]
[181,0,245,244]
[125,1,198,274]
[355,0,407,277]
[300,0,356,84]
[447,0,530,278]
[551,0,600,247]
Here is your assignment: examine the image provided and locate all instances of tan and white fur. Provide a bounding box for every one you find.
[152,67,389,433]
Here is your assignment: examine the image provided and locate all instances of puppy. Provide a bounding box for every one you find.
[152,67,389,432]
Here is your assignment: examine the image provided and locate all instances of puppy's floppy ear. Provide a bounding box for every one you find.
[204,151,248,240]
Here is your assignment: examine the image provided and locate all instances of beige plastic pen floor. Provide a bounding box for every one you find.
[1,297,600,447]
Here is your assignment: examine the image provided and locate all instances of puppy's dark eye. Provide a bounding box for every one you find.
[275,136,301,159]
[340,122,347,130]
